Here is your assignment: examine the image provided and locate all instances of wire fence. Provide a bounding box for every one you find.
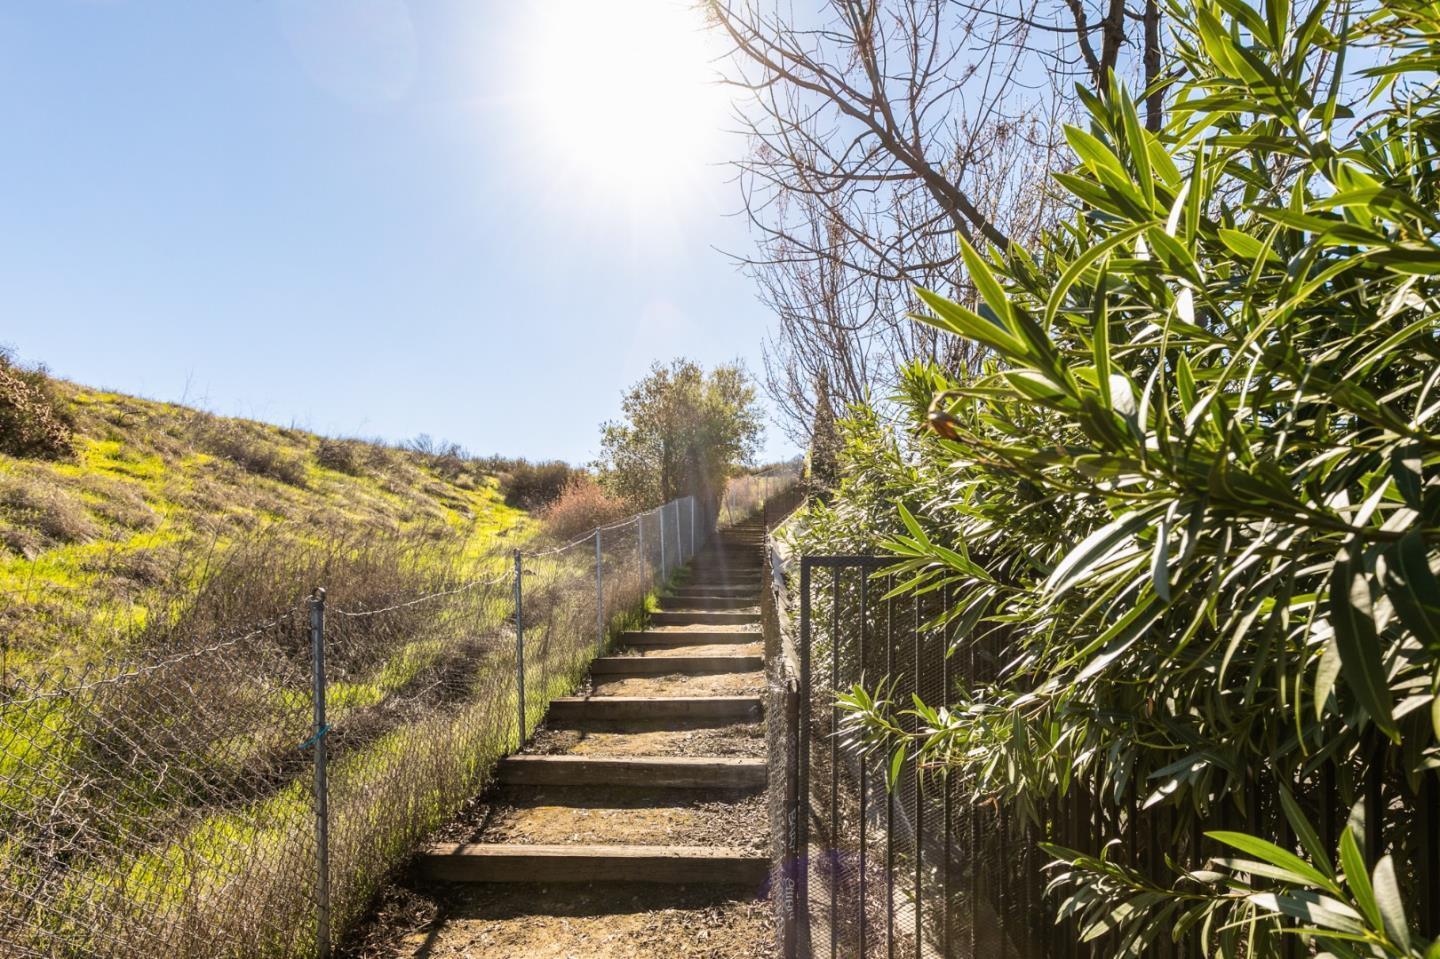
[721,460,803,528]
[0,494,712,959]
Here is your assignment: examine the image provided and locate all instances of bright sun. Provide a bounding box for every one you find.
[522,0,725,211]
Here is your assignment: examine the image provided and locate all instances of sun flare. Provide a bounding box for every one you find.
[522,0,725,210]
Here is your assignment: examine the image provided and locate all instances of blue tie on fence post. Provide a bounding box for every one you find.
[513,549,525,743]
[308,588,330,959]
[595,527,604,654]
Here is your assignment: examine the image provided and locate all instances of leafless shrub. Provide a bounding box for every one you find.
[541,475,629,542]
[0,347,74,460]
[405,433,472,482]
[317,438,369,476]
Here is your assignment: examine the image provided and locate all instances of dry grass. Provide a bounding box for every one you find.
[0,473,99,554]
[191,416,310,487]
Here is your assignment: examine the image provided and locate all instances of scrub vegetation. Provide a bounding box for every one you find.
[0,370,531,677]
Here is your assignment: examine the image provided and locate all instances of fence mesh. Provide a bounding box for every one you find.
[1,494,708,959]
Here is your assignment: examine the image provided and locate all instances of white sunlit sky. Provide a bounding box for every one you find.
[0,0,793,465]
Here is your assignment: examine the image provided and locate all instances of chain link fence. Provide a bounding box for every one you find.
[721,461,803,528]
[0,494,710,958]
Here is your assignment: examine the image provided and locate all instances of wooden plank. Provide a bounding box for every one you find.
[547,695,763,722]
[658,596,759,611]
[650,611,760,627]
[590,654,764,674]
[417,843,769,884]
[671,585,763,597]
[620,629,760,646]
[496,755,767,788]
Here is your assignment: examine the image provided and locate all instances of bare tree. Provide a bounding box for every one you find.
[706,0,1165,440]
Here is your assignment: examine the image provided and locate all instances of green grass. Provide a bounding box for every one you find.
[0,381,534,676]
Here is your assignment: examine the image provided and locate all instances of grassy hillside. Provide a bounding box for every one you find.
[0,379,532,676]
[0,368,670,959]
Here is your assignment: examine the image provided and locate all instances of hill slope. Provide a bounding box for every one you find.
[0,379,530,674]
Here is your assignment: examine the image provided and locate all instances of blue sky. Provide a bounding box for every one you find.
[0,0,791,464]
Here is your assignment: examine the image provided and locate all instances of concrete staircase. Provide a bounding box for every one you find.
[416,520,770,888]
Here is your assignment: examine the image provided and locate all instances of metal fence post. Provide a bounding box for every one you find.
[308,588,330,959]
[513,549,525,742]
[595,527,604,654]
[689,496,696,559]
[637,515,646,582]
[659,504,667,581]
[797,560,812,938]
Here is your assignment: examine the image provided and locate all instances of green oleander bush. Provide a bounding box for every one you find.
[812,0,1440,953]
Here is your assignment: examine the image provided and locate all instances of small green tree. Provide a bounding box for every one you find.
[596,358,764,510]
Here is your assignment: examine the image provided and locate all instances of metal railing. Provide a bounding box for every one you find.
[773,555,1440,958]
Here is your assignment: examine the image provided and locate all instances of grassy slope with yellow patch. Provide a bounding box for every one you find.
[0,382,532,673]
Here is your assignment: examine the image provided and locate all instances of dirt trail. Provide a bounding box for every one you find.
[343,523,776,958]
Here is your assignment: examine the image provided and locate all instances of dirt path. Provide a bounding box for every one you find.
[343,523,776,959]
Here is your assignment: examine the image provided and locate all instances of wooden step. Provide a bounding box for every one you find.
[650,610,760,627]
[668,593,762,605]
[687,568,762,577]
[591,653,764,674]
[684,580,762,590]
[547,695,763,722]
[495,755,766,788]
[621,630,759,646]
[658,596,758,611]
[417,843,769,884]
[672,584,762,596]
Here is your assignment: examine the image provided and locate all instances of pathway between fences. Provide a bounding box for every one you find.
[404,518,776,956]
[1,492,797,958]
